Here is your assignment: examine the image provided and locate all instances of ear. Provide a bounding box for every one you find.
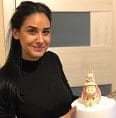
[12,28,20,40]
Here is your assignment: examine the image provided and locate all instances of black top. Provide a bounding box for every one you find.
[0,51,76,118]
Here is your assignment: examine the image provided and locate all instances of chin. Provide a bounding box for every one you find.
[33,51,45,58]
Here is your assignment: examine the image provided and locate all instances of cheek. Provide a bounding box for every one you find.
[20,38,28,48]
[45,35,51,44]
[19,38,32,54]
[20,34,34,45]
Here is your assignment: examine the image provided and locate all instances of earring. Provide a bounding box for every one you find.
[14,36,19,39]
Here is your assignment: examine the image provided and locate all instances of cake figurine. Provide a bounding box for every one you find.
[81,73,101,107]
[71,73,116,118]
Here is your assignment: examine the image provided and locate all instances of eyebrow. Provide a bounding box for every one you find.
[27,26,51,30]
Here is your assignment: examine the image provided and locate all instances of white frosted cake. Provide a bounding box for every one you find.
[71,73,116,118]
[72,96,116,118]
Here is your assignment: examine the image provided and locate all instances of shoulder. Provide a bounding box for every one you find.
[44,51,59,59]
[41,51,62,68]
[43,51,63,69]
[43,51,61,62]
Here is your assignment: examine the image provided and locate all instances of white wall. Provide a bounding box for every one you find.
[0,0,5,67]
[112,0,116,91]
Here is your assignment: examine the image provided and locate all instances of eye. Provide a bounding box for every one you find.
[42,29,51,36]
[27,29,37,35]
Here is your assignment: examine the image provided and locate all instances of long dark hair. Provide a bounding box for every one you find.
[0,2,52,114]
[1,1,52,78]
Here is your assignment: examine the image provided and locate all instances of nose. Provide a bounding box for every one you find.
[36,32,44,43]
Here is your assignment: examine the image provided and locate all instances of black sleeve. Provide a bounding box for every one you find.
[60,66,78,101]
[55,54,78,101]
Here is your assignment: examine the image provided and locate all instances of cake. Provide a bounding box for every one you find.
[71,73,116,118]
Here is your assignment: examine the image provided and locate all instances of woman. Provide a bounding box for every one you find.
[0,1,77,118]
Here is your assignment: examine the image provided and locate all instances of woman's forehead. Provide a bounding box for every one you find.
[22,13,50,28]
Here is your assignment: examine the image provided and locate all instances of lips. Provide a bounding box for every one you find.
[34,47,44,51]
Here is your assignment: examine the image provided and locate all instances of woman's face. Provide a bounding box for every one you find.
[13,13,51,61]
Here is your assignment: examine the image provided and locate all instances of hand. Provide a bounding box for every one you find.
[60,107,76,118]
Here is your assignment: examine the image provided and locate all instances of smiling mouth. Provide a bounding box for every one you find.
[32,46,44,51]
